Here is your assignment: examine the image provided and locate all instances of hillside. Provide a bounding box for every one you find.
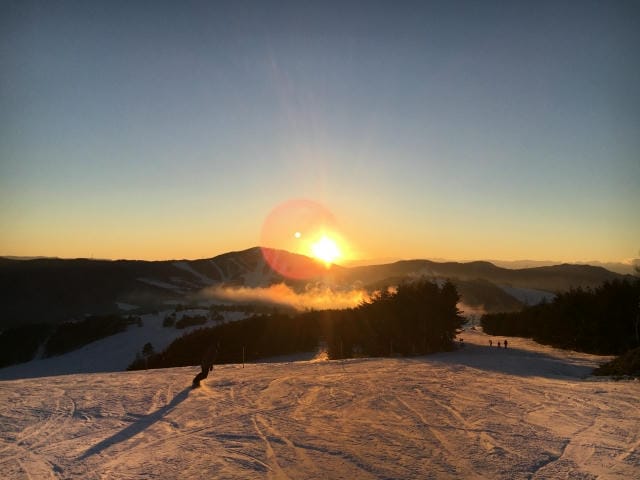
[0,308,250,380]
[340,259,624,292]
[0,248,625,329]
[0,249,336,327]
[0,329,638,479]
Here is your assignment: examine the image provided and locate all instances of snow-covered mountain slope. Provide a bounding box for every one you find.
[498,285,555,305]
[1,330,638,479]
[0,310,247,381]
[2,249,625,328]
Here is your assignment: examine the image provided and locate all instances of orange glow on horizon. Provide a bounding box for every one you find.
[259,198,353,278]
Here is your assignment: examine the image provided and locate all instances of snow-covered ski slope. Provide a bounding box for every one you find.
[1,330,638,479]
[0,309,248,381]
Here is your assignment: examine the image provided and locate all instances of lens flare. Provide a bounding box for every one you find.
[260,199,346,279]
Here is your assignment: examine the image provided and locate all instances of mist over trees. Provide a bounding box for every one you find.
[128,279,463,370]
[481,279,640,355]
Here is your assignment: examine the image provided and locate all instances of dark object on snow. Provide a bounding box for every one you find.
[489,339,493,347]
[192,343,218,388]
[497,341,501,348]
[504,339,508,349]
[594,346,640,377]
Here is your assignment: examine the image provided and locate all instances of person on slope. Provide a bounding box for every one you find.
[503,339,508,349]
[192,342,219,388]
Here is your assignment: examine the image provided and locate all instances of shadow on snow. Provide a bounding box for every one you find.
[79,387,191,460]
[419,341,604,379]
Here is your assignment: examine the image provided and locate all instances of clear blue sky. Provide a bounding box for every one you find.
[1,0,639,263]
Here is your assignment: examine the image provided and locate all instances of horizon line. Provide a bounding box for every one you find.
[2,248,637,270]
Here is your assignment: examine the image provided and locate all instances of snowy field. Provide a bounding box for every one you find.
[1,330,638,479]
[0,309,247,381]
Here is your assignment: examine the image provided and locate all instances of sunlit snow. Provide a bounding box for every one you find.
[1,330,638,479]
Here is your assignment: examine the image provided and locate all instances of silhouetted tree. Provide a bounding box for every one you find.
[142,342,155,357]
[481,279,640,355]
[128,279,463,370]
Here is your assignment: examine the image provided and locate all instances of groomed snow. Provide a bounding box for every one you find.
[0,311,244,381]
[499,285,555,305]
[1,330,638,479]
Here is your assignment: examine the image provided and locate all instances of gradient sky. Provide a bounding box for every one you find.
[1,0,639,264]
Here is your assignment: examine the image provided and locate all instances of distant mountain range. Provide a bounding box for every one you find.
[0,247,631,328]
[484,259,639,276]
[345,257,639,275]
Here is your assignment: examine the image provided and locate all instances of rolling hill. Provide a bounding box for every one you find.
[0,247,627,328]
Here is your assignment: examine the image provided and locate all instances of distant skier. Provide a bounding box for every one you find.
[192,342,219,388]
[503,339,508,349]
[497,341,501,348]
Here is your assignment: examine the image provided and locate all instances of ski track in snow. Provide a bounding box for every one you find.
[172,262,214,285]
[209,259,228,282]
[0,330,638,479]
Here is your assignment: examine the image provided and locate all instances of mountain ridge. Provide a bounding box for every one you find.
[0,246,630,328]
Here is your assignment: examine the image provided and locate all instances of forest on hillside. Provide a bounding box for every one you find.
[0,315,142,368]
[128,279,463,370]
[481,279,640,355]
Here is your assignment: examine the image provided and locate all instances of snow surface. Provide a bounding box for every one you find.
[240,257,278,288]
[1,330,638,479]
[137,277,184,292]
[0,311,244,381]
[115,302,138,311]
[499,285,556,306]
[209,259,228,282]
[173,261,214,284]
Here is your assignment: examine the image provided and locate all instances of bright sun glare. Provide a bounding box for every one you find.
[311,235,341,265]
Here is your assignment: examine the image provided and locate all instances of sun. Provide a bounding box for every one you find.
[260,199,352,277]
[311,235,341,266]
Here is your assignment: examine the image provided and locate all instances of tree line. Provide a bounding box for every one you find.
[0,314,141,368]
[128,279,463,370]
[481,279,640,355]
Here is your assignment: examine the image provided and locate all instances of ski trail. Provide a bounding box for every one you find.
[6,443,58,480]
[618,438,640,463]
[257,413,318,473]
[252,414,290,480]
[1,333,639,479]
[209,259,226,281]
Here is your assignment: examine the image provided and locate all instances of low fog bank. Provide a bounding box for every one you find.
[204,282,496,321]
[202,283,373,312]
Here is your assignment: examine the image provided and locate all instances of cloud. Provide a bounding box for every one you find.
[457,302,486,318]
[203,283,372,311]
